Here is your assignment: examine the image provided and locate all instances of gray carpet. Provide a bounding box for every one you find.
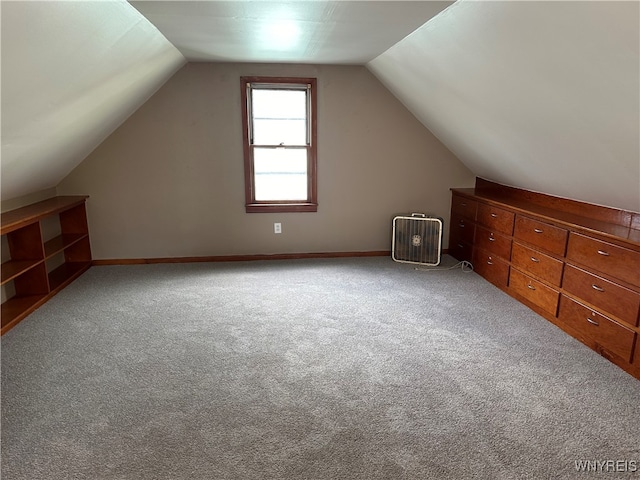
[2,256,639,479]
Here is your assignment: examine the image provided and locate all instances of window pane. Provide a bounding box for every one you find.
[252,89,306,119]
[251,88,307,145]
[254,148,308,201]
[253,119,307,145]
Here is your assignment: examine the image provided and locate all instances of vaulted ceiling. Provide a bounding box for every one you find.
[369,0,639,211]
[1,0,185,201]
[2,1,638,212]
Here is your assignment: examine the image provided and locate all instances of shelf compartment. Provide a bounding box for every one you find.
[1,294,48,333]
[59,203,89,235]
[63,236,92,264]
[48,262,91,293]
[44,233,88,259]
[13,262,49,296]
[6,222,45,260]
[1,259,43,285]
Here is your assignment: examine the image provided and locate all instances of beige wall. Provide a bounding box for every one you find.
[1,187,58,213]
[57,63,474,260]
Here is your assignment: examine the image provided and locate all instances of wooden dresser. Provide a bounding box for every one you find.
[450,179,640,379]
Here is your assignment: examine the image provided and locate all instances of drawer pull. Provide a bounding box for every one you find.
[533,228,544,233]
[461,202,467,207]
[458,223,465,228]
[597,250,609,256]
[491,213,498,218]
[530,256,540,263]
[488,236,495,242]
[591,284,605,292]
[586,317,600,326]
[527,284,536,290]
[487,260,493,265]
[457,243,464,248]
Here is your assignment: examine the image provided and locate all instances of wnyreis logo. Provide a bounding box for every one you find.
[574,460,638,473]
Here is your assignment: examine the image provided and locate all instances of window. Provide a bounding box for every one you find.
[241,77,317,213]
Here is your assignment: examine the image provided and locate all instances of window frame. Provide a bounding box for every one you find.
[241,76,318,213]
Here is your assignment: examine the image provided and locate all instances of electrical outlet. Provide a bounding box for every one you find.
[274,222,282,234]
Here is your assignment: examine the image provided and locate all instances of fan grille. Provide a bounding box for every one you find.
[392,215,442,266]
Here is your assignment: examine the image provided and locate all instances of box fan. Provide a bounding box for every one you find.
[392,213,443,266]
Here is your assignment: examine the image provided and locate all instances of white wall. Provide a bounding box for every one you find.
[368,0,640,212]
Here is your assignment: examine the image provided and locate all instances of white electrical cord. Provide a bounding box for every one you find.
[414,260,474,273]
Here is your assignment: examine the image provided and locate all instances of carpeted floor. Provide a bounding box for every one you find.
[2,256,639,479]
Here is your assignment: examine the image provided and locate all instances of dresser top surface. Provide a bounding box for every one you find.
[451,188,639,249]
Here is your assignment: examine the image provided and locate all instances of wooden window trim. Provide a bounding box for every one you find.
[241,76,318,213]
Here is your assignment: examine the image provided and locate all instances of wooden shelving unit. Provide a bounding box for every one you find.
[1,196,91,334]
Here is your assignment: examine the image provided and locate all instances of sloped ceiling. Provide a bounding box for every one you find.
[1,0,452,204]
[368,0,640,212]
[2,0,638,213]
[1,0,185,201]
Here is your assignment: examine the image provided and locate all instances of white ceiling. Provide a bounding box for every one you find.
[2,0,639,213]
[369,0,640,211]
[1,0,450,203]
[1,1,186,202]
[129,1,452,64]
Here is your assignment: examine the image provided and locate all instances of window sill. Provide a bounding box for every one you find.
[245,203,318,213]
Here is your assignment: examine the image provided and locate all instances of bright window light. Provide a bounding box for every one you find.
[250,86,310,202]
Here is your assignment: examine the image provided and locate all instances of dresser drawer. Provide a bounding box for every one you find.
[449,213,475,244]
[509,268,560,315]
[472,248,509,288]
[449,240,473,262]
[476,203,515,235]
[513,215,568,256]
[475,226,512,260]
[511,241,564,286]
[451,195,478,220]
[558,295,636,362]
[566,232,640,288]
[562,265,640,327]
